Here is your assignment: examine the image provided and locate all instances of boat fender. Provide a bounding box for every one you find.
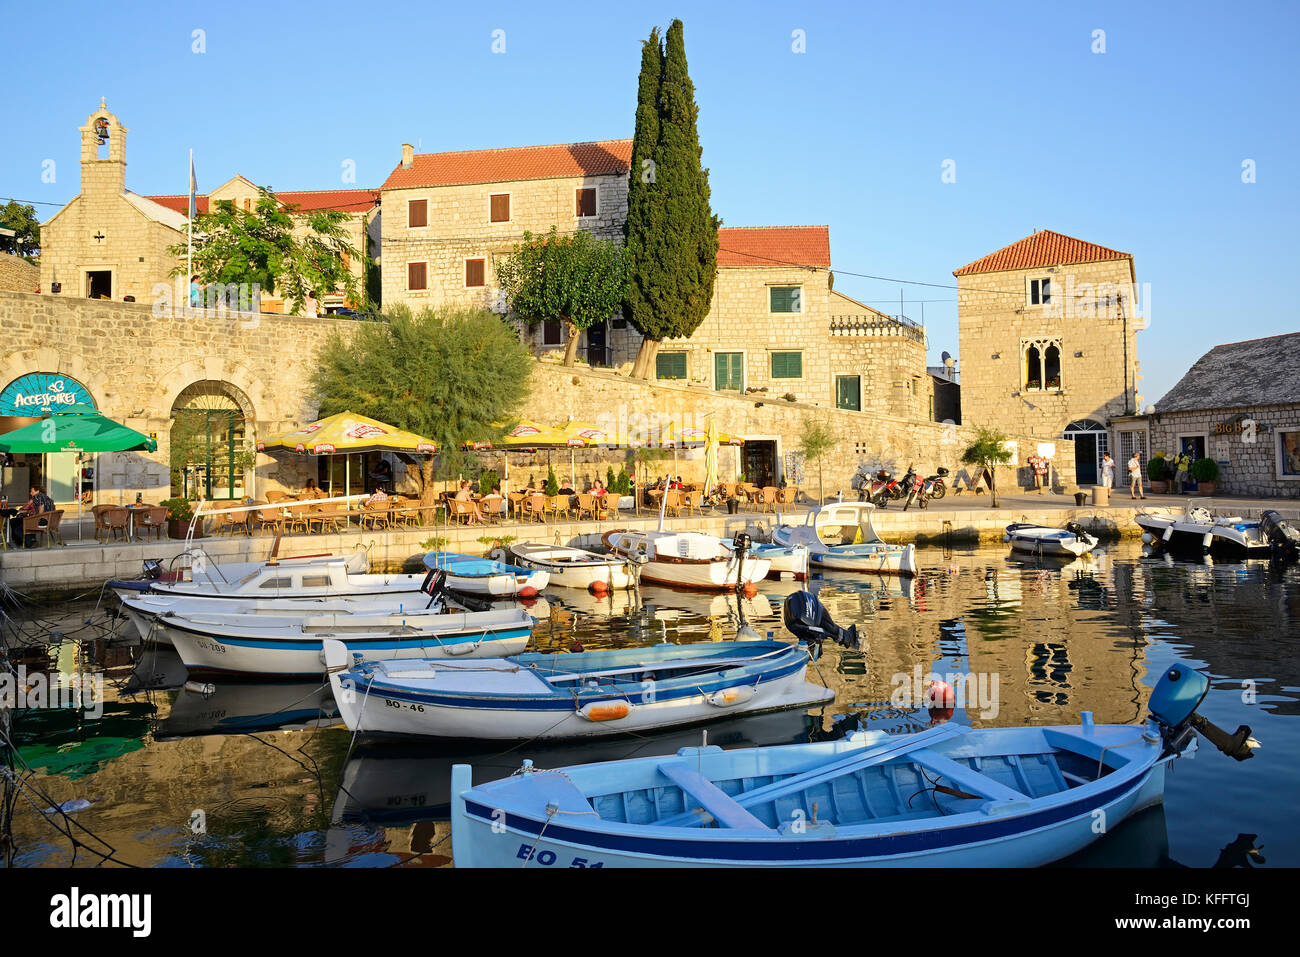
[707,685,756,708]
[444,640,479,657]
[518,584,539,598]
[1203,530,1214,551]
[1162,525,1174,542]
[927,680,956,709]
[742,582,758,598]
[1140,532,1155,545]
[577,700,632,722]
[183,680,216,696]
[589,580,610,596]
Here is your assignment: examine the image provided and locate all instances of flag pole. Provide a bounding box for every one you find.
[187,148,193,310]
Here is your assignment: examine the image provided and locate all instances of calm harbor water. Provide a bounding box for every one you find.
[1,541,1294,868]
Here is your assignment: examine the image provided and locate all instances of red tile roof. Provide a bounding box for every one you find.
[953,229,1131,276]
[716,226,831,269]
[381,139,634,190]
[143,188,379,216]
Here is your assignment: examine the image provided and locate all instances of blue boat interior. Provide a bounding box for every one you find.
[585,734,1120,831]
[518,643,798,692]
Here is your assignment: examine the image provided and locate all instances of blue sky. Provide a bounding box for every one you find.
[3,0,1296,402]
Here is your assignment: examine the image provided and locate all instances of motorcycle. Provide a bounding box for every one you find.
[925,467,950,501]
[902,466,929,511]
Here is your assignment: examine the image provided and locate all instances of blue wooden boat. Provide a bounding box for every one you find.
[424,551,549,598]
[325,639,834,741]
[450,655,1257,867]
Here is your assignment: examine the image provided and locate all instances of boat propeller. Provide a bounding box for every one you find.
[1148,664,1259,762]
[420,568,448,608]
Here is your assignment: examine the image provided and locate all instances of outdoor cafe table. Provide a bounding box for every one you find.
[125,504,152,542]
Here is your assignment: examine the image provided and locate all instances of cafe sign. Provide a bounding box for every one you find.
[0,373,97,416]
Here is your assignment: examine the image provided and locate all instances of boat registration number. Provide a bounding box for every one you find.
[517,844,604,867]
[194,639,227,655]
[383,699,426,713]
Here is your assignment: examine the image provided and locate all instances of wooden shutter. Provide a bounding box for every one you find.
[490,194,510,222]
[408,199,427,228]
[771,352,802,378]
[407,262,427,290]
[576,188,596,217]
[715,352,743,391]
[465,259,486,287]
[769,287,801,313]
[656,352,687,380]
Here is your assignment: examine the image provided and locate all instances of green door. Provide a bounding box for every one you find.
[715,352,744,392]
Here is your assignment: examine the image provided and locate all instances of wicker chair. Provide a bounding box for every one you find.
[683,489,704,516]
[139,506,169,540]
[253,507,282,535]
[23,510,64,547]
[758,487,778,513]
[523,493,546,523]
[776,487,797,507]
[102,507,130,542]
[213,506,246,537]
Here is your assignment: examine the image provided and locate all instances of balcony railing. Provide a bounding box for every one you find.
[828,315,926,344]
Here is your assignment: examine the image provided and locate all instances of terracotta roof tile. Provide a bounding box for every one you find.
[381,139,634,190]
[717,226,830,269]
[953,229,1131,276]
[142,188,379,216]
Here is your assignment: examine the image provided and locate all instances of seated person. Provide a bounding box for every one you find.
[587,480,607,496]
[302,478,321,497]
[364,486,390,507]
[454,480,485,524]
[12,486,55,547]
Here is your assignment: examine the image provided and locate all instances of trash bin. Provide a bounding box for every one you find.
[1091,485,1110,507]
[1074,491,1088,506]
[726,497,740,515]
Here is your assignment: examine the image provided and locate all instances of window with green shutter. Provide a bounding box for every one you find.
[656,352,687,380]
[715,352,744,391]
[835,375,861,411]
[770,351,802,378]
[769,286,802,313]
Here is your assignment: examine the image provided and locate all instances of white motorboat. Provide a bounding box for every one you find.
[602,529,771,590]
[1135,506,1298,558]
[503,542,636,591]
[1003,521,1098,558]
[721,540,809,581]
[771,502,916,576]
[156,605,535,677]
[422,552,549,598]
[109,557,426,602]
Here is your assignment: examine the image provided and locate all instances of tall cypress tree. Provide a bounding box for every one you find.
[624,20,719,379]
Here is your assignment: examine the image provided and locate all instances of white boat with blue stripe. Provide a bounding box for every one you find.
[450,660,1258,867]
[771,502,916,577]
[324,639,833,742]
[424,551,549,598]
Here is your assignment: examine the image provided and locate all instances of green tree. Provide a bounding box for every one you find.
[625,19,720,379]
[0,201,41,262]
[495,227,627,366]
[311,305,532,502]
[170,188,359,315]
[961,426,1014,508]
[799,417,838,505]
[544,466,560,497]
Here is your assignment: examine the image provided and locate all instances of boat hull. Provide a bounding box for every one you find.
[507,545,635,590]
[1135,514,1270,556]
[604,530,770,590]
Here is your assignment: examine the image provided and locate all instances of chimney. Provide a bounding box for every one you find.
[401,143,414,169]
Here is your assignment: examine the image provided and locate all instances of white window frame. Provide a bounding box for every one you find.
[488,191,512,224]
[405,260,428,292]
[575,186,599,220]
[1027,276,1052,307]
[768,285,804,315]
[1276,428,1300,482]
[464,257,487,289]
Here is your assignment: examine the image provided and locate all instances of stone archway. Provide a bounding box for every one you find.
[169,380,256,500]
[1062,418,1109,486]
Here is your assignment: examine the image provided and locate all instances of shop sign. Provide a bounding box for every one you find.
[0,374,97,416]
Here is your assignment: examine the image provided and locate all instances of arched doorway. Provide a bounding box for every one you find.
[170,381,253,500]
[1062,419,1108,485]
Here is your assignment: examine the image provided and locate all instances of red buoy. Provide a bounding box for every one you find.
[927,680,956,709]
[518,586,539,598]
[589,580,610,595]
[742,582,758,598]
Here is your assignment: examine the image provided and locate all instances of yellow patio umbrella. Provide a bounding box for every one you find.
[258,411,437,496]
[704,418,719,496]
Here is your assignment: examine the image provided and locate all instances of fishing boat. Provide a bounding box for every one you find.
[503,542,635,591]
[324,639,833,741]
[1003,521,1098,558]
[449,659,1258,867]
[1136,506,1299,560]
[771,502,916,576]
[602,530,770,590]
[109,557,427,602]
[423,551,549,598]
[157,604,534,677]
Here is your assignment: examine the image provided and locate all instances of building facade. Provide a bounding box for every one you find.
[955,229,1145,485]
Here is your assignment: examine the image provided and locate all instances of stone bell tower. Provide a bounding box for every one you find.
[79,98,127,196]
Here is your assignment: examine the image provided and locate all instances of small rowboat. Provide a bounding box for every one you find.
[325,639,833,741]
[157,605,534,677]
[1004,521,1098,558]
[771,503,916,577]
[424,551,549,598]
[504,542,635,590]
[721,540,809,581]
[450,662,1257,867]
[602,529,770,590]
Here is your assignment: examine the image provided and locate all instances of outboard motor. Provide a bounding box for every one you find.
[1260,510,1300,564]
[783,590,860,653]
[1148,664,1258,762]
[731,532,752,593]
[420,567,448,608]
[1063,521,1095,546]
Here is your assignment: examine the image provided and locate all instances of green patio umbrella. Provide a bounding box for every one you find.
[0,405,158,540]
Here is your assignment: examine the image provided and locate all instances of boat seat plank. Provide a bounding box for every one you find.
[657,762,771,830]
[910,749,1027,801]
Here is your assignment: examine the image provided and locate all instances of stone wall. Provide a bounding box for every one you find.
[0,253,39,293]
[1149,404,1300,497]
[957,257,1142,438]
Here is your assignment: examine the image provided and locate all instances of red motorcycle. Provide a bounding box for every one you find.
[902,466,929,511]
[860,469,903,507]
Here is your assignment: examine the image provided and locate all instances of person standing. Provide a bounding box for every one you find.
[1172,451,1190,494]
[1127,451,1145,499]
[1100,453,1116,490]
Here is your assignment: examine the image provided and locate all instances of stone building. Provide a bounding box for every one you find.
[955,230,1146,486]
[39,102,378,315]
[0,252,39,293]
[1147,332,1300,497]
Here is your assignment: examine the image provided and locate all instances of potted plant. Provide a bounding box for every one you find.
[1189,457,1219,495]
[1146,456,1170,494]
[161,497,203,539]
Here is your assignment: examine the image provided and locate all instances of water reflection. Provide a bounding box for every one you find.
[1,542,1296,867]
